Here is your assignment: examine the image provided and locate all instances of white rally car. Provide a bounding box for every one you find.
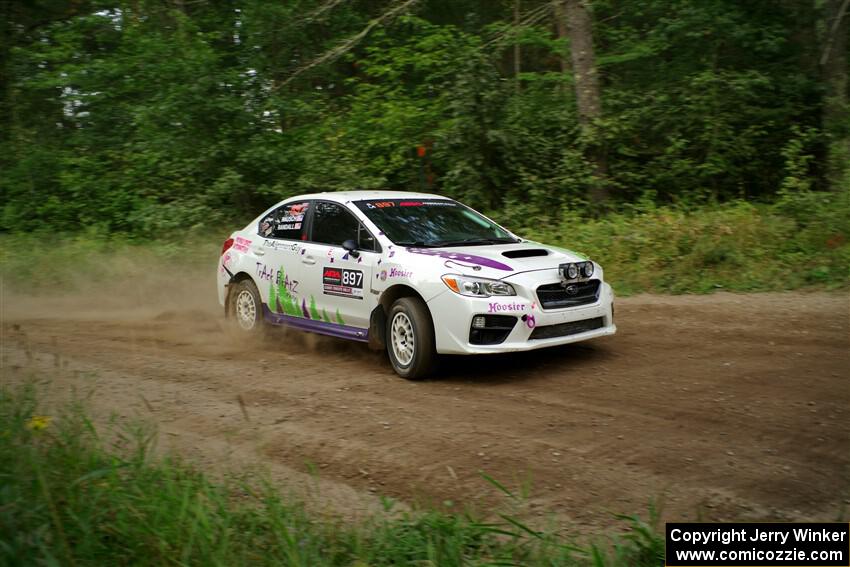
[218,191,616,379]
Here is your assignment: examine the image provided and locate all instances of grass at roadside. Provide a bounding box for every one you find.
[0,229,221,294]
[498,192,850,295]
[1,192,848,296]
[0,382,662,566]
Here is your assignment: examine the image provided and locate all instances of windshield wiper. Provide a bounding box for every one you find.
[396,237,517,248]
[396,240,449,248]
[439,237,519,247]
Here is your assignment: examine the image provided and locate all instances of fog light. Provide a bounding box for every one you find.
[472,316,486,329]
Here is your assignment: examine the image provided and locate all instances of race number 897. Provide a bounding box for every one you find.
[342,269,363,288]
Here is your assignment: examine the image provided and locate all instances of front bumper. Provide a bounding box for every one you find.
[427,275,616,355]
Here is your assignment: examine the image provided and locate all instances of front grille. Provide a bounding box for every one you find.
[529,317,604,340]
[536,279,600,309]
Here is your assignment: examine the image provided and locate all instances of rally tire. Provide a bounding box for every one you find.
[386,297,436,380]
[227,279,265,335]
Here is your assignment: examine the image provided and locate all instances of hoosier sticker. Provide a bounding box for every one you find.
[322,267,364,299]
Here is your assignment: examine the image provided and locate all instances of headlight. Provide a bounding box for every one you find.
[582,261,594,278]
[441,274,516,297]
[566,263,579,279]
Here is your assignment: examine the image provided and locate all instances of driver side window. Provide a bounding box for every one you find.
[312,202,377,251]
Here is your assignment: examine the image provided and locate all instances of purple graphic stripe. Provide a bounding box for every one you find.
[263,305,368,342]
[406,248,513,271]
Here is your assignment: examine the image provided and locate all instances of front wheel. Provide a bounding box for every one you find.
[386,297,436,380]
[227,279,265,334]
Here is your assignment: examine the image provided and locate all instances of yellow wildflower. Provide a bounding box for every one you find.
[26,415,52,431]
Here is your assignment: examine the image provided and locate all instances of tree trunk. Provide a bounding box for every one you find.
[514,0,521,91]
[560,0,608,203]
[0,0,11,144]
[563,0,600,125]
[822,0,849,189]
[553,1,570,77]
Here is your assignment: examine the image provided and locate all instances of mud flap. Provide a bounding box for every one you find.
[368,305,387,351]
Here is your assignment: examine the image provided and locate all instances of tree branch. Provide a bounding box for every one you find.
[272,0,421,91]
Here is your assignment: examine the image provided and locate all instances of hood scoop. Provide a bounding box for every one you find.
[502,249,550,259]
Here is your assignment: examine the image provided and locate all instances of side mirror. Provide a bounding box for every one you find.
[342,239,360,258]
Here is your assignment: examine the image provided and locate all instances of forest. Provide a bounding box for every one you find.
[1,0,848,290]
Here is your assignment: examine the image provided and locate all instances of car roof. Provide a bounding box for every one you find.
[290,190,451,203]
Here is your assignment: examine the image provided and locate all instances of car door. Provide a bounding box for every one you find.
[300,200,378,329]
[253,200,312,319]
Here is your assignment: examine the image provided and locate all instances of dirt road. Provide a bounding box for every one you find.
[2,281,848,532]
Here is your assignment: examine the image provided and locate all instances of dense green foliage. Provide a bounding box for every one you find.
[2,189,847,295]
[0,382,663,565]
[2,0,847,236]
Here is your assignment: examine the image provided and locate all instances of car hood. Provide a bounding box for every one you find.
[399,241,588,279]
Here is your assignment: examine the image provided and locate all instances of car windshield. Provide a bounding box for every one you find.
[354,199,517,247]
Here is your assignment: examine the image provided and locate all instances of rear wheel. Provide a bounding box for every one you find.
[386,297,436,380]
[228,279,264,334]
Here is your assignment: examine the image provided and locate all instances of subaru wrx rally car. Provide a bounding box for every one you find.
[218,191,616,379]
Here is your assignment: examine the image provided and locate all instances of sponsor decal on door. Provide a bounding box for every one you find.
[322,267,364,299]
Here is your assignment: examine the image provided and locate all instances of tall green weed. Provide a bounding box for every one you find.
[0,382,662,566]
[497,195,849,294]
